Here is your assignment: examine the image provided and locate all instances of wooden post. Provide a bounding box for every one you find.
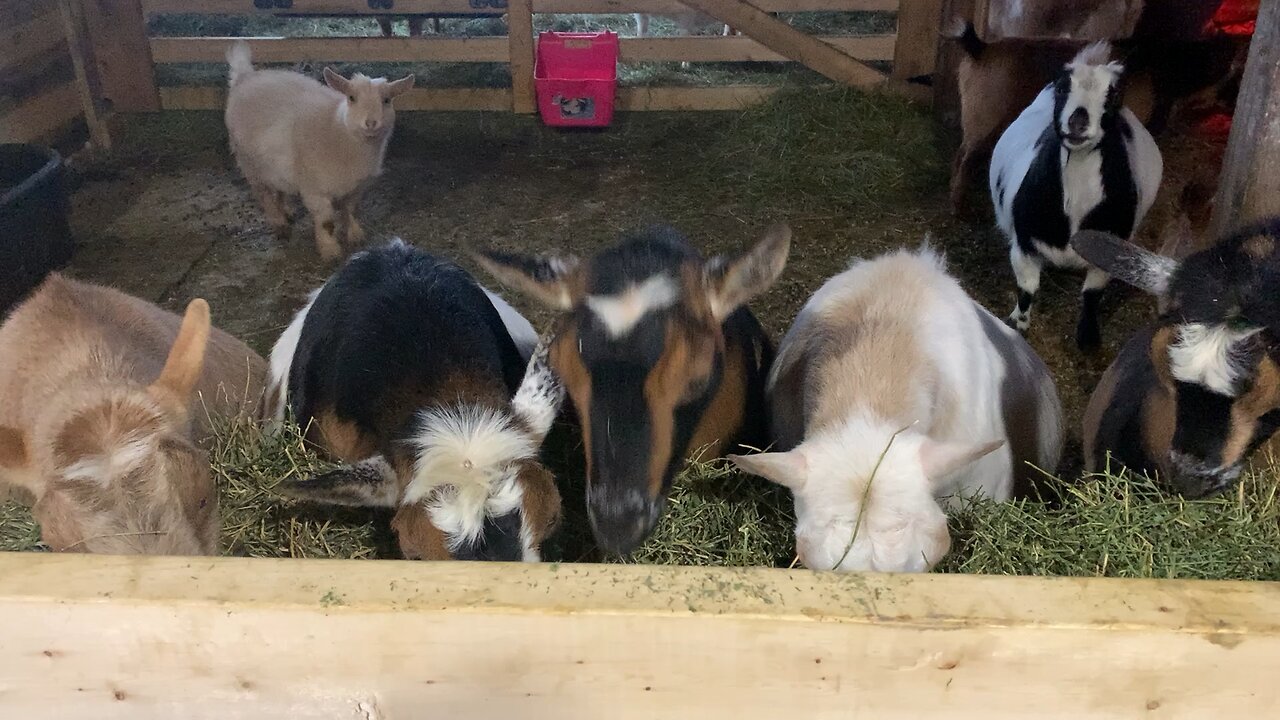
[80,0,160,112]
[675,0,887,87]
[507,0,537,114]
[892,0,944,83]
[59,0,111,149]
[1211,0,1280,236]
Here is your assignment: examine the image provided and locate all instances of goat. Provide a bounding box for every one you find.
[224,41,414,261]
[1075,218,1280,498]
[947,21,1244,214]
[0,274,267,554]
[476,224,789,555]
[990,41,1162,351]
[267,239,562,561]
[729,244,1063,573]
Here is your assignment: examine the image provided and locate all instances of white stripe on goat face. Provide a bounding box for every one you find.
[1058,62,1121,150]
[585,274,679,339]
[1168,323,1260,396]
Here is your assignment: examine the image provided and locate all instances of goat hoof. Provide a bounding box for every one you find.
[1007,312,1030,333]
[272,225,291,241]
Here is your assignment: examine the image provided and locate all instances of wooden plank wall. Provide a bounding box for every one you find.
[0,0,82,143]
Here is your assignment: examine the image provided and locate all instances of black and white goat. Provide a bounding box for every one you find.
[1075,218,1280,498]
[265,239,562,561]
[990,41,1162,351]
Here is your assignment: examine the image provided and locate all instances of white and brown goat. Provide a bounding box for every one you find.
[1075,218,1280,497]
[267,239,562,561]
[731,245,1064,573]
[224,42,414,260]
[477,224,789,555]
[0,274,267,554]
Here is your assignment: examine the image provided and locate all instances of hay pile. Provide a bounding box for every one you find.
[1,416,1278,581]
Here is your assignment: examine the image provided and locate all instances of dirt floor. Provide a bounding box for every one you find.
[47,87,1227,560]
[66,92,1225,427]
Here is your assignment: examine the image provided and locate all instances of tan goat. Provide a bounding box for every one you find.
[0,274,266,554]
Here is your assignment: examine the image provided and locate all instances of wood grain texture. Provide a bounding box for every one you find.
[1212,0,1280,236]
[0,554,1276,718]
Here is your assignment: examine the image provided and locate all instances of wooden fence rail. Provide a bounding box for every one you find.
[81,0,911,113]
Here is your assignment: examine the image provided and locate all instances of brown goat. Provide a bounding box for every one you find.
[0,274,266,554]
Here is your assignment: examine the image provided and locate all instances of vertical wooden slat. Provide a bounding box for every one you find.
[59,0,111,148]
[507,0,537,114]
[81,0,159,112]
[1211,0,1280,236]
[891,0,943,82]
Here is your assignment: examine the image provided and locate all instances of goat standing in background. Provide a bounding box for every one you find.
[990,41,1161,351]
[224,42,414,261]
[477,224,789,555]
[0,275,266,554]
[267,240,562,561]
[730,244,1063,573]
[1075,219,1280,498]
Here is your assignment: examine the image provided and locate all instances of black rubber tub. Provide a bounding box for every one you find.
[0,144,73,317]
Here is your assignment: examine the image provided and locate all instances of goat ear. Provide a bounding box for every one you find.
[473,250,582,311]
[150,299,211,407]
[919,438,1004,484]
[323,67,351,94]
[1071,230,1179,297]
[705,224,791,322]
[729,450,807,491]
[277,455,399,508]
[511,339,565,444]
[383,74,415,98]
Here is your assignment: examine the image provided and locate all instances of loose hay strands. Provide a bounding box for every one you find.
[938,464,1280,581]
[615,453,795,568]
[2,412,1279,582]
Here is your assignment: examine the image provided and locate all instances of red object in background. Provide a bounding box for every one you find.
[1212,0,1258,34]
[535,31,619,128]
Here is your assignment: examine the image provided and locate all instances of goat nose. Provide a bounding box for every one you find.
[365,118,379,130]
[1067,108,1089,137]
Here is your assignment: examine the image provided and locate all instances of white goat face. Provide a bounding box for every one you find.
[323,68,415,139]
[730,430,1001,573]
[1054,56,1124,152]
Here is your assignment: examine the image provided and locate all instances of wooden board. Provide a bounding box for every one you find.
[507,0,536,114]
[617,84,778,110]
[0,80,82,143]
[148,34,896,65]
[81,0,159,111]
[59,0,111,149]
[0,553,1277,718]
[891,0,941,81]
[1212,0,1280,236]
[0,8,67,76]
[140,0,899,14]
[676,0,887,87]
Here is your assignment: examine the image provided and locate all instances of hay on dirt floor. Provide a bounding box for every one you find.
[2,414,1278,582]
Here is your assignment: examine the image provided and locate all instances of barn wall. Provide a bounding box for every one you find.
[0,0,83,143]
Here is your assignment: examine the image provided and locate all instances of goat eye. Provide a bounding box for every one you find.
[382,98,390,105]
[348,95,356,102]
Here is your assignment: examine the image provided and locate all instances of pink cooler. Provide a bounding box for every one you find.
[535,31,618,127]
